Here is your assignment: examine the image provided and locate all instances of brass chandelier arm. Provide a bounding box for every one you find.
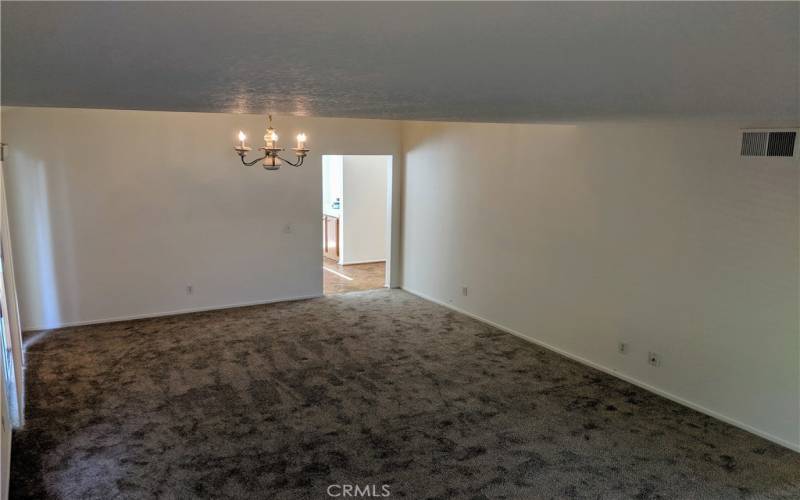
[238,151,306,167]
[276,154,306,167]
[240,153,269,167]
[239,153,306,167]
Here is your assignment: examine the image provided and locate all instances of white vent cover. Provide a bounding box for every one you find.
[741,129,797,157]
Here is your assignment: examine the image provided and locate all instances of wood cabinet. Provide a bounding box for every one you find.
[323,214,339,261]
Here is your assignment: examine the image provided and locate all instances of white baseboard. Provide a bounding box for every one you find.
[401,286,800,453]
[23,293,324,332]
[340,259,386,266]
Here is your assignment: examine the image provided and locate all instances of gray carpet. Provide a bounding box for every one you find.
[10,289,800,499]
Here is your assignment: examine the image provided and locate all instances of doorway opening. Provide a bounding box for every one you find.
[322,155,392,295]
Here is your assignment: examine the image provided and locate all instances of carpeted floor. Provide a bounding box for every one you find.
[10,289,800,499]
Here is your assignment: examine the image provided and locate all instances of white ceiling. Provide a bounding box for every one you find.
[2,2,798,123]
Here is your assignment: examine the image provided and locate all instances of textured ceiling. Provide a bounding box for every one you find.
[2,2,798,123]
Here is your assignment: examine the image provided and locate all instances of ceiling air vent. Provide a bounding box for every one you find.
[741,129,796,157]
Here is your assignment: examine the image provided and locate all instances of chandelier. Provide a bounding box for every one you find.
[233,115,310,170]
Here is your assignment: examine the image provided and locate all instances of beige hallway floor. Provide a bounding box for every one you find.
[322,258,385,294]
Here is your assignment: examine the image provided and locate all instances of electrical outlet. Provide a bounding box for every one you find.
[618,342,628,354]
[186,285,193,295]
[462,286,468,296]
[647,351,660,367]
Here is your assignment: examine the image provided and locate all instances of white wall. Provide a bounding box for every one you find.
[401,120,800,451]
[1,107,403,329]
[341,156,389,265]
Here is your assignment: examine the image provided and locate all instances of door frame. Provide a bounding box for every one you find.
[0,142,23,500]
[321,154,397,289]
[0,144,24,425]
[1,356,9,500]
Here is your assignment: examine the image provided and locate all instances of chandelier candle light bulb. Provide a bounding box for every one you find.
[265,131,278,149]
[296,133,307,150]
[238,131,247,149]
